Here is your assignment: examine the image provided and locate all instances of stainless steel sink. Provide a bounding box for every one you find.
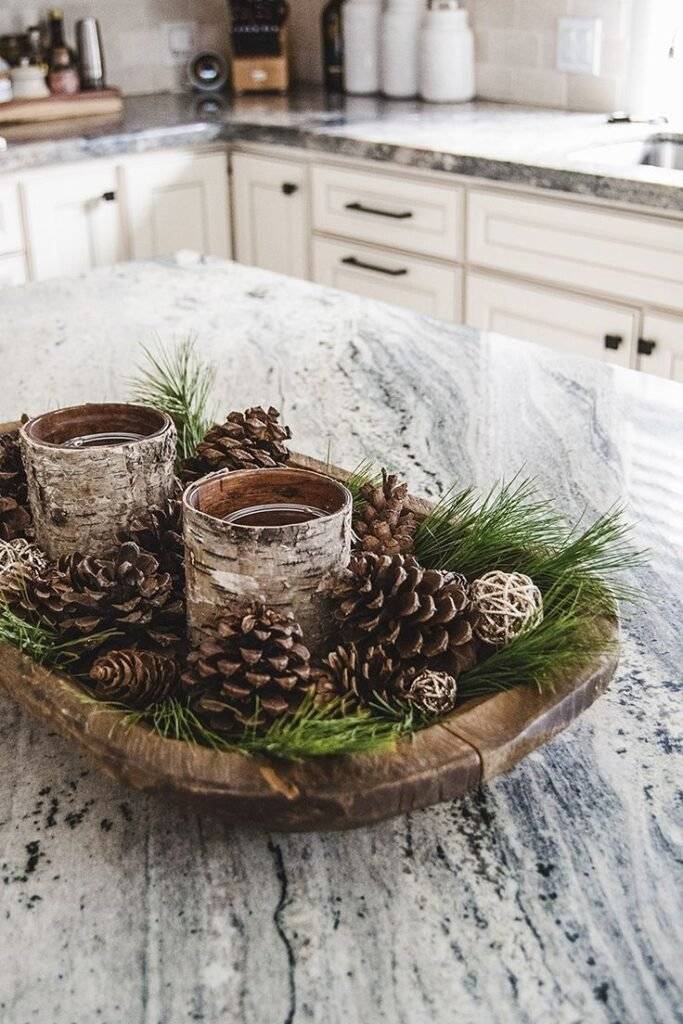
[570,134,683,172]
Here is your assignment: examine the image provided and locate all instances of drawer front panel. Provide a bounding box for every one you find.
[312,165,463,261]
[0,252,27,286]
[313,236,462,321]
[639,313,683,383]
[468,189,683,312]
[465,271,637,368]
[0,183,24,256]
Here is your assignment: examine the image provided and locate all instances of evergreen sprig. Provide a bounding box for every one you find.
[0,602,118,668]
[129,336,215,460]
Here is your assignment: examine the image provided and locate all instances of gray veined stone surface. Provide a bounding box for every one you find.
[0,87,682,212]
[0,258,681,1024]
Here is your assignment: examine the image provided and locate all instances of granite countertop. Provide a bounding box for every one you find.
[0,257,681,1024]
[1,86,682,212]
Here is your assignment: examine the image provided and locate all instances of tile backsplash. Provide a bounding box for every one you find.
[1,0,633,112]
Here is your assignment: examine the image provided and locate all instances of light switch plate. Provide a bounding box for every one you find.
[557,17,602,75]
[163,21,197,66]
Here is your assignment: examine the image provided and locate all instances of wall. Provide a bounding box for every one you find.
[0,0,230,95]
[290,0,634,112]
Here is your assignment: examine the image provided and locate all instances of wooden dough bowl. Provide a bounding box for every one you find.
[0,443,618,832]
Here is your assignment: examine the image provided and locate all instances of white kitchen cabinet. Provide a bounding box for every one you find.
[638,313,683,383]
[0,253,27,286]
[123,150,230,260]
[232,152,309,279]
[467,188,683,313]
[465,271,637,367]
[313,236,462,320]
[22,163,125,280]
[0,183,24,256]
[312,164,464,261]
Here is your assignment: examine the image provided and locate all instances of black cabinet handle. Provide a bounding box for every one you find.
[604,334,623,350]
[345,201,413,220]
[101,191,117,202]
[341,255,408,277]
[638,338,657,356]
[282,182,298,195]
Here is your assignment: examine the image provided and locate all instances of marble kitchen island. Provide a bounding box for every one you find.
[0,258,681,1024]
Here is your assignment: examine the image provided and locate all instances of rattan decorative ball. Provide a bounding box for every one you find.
[406,670,458,715]
[469,570,543,647]
[0,538,48,582]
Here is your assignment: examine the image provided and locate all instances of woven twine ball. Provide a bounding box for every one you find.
[407,670,458,716]
[469,570,543,647]
[0,538,47,581]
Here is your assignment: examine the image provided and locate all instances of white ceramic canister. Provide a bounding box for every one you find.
[10,59,50,100]
[380,0,424,98]
[419,0,475,103]
[0,58,12,104]
[343,0,382,95]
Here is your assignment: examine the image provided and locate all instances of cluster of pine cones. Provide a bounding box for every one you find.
[0,409,479,733]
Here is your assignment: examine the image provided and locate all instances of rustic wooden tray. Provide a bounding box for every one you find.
[0,88,122,125]
[0,450,618,832]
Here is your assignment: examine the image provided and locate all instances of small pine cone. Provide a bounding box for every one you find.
[181,603,311,731]
[119,497,184,588]
[353,469,417,557]
[27,541,175,647]
[331,552,473,661]
[181,406,291,482]
[325,642,399,706]
[89,648,178,708]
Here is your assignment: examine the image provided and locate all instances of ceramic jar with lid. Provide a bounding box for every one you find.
[419,0,475,103]
[343,0,382,95]
[380,0,423,98]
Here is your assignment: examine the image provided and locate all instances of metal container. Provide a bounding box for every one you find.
[76,17,105,90]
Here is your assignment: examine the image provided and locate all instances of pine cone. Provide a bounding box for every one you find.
[181,603,311,730]
[353,469,417,556]
[0,431,32,541]
[331,553,473,662]
[182,406,291,482]
[89,648,178,708]
[119,496,184,588]
[24,541,177,647]
[325,642,399,706]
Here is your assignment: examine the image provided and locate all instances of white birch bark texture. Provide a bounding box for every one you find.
[20,404,177,559]
[183,467,353,653]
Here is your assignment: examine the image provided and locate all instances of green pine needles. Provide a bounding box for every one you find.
[0,602,119,669]
[129,336,215,460]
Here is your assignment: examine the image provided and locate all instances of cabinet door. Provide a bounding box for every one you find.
[465,272,637,367]
[313,236,462,321]
[22,164,125,281]
[232,152,309,279]
[638,313,683,383]
[0,253,27,286]
[123,151,230,260]
[0,183,24,257]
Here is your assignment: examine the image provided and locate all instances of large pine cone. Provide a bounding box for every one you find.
[89,648,178,708]
[119,496,184,589]
[331,553,474,663]
[24,541,178,647]
[181,603,312,731]
[0,431,32,541]
[353,470,417,557]
[182,406,291,482]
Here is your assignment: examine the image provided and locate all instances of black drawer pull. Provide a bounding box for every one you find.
[638,338,656,356]
[345,201,413,220]
[101,191,117,202]
[282,182,298,195]
[604,334,623,350]
[341,255,408,277]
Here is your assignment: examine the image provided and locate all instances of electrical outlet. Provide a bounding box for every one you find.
[557,17,602,75]
[163,21,197,67]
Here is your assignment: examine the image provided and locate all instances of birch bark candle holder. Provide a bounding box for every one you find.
[183,467,353,652]
[20,403,177,559]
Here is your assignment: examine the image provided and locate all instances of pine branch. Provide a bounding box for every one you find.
[129,336,216,460]
[0,602,119,668]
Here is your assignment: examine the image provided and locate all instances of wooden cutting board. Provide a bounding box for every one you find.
[0,88,123,125]
[0,446,619,832]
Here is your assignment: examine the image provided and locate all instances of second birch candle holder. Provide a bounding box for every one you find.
[183,467,353,653]
[20,403,177,559]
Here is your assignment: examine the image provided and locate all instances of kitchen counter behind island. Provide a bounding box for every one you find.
[0,257,681,1024]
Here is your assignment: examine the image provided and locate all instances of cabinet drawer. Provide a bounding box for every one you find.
[467,189,683,312]
[0,183,24,257]
[639,313,683,383]
[312,165,463,261]
[465,271,637,367]
[0,252,27,286]
[313,236,462,320]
